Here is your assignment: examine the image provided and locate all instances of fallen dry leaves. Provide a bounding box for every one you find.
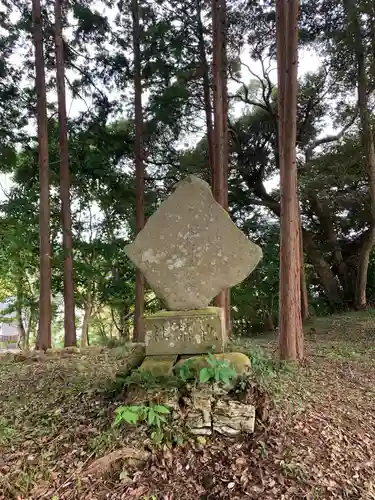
[0,312,375,499]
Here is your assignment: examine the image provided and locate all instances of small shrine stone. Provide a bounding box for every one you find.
[125,175,262,310]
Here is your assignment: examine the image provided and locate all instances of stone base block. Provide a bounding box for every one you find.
[213,400,255,435]
[144,307,227,356]
[139,355,177,376]
[175,352,251,377]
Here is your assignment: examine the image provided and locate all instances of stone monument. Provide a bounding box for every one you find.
[125,175,262,374]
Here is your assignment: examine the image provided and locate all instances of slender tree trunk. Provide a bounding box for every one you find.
[32,0,52,350]
[344,0,375,308]
[132,0,145,342]
[300,254,309,321]
[298,208,309,321]
[81,286,92,348]
[55,0,76,346]
[25,311,35,351]
[16,308,26,350]
[197,0,215,184]
[308,192,348,291]
[276,0,303,360]
[212,0,230,333]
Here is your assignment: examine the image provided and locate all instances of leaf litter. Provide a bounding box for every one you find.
[0,313,374,499]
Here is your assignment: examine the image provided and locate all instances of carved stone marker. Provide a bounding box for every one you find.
[126,175,262,374]
[125,175,262,311]
[144,307,226,356]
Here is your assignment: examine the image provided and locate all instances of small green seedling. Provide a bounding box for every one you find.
[199,352,237,385]
[176,359,194,381]
[114,403,170,428]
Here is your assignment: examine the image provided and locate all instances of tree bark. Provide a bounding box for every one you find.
[197,0,215,185]
[55,0,76,346]
[344,0,375,308]
[32,0,52,350]
[300,225,309,321]
[308,192,348,291]
[16,307,26,350]
[212,0,230,332]
[276,0,303,360]
[132,0,145,342]
[81,286,92,348]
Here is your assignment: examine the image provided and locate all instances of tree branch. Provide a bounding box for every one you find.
[305,108,358,160]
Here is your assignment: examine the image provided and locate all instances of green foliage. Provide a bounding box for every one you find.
[176,359,194,382]
[105,368,185,399]
[248,347,279,383]
[0,417,16,445]
[198,353,237,386]
[113,403,170,443]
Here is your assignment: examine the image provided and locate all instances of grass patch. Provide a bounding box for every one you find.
[0,417,16,446]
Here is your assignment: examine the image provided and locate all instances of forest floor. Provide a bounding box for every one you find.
[1,311,375,500]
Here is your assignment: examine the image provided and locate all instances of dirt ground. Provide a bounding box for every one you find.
[1,311,375,499]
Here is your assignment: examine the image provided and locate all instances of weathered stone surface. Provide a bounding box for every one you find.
[174,352,251,376]
[213,400,255,436]
[144,307,226,356]
[126,175,262,310]
[139,355,178,376]
[185,388,213,435]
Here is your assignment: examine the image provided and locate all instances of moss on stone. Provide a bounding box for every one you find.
[139,355,178,376]
[174,352,251,376]
[143,307,223,318]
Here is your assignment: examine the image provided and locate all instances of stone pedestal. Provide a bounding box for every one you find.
[144,307,227,356]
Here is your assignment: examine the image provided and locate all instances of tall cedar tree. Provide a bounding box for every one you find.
[197,0,214,185]
[212,0,231,333]
[276,0,303,360]
[32,0,52,350]
[344,0,375,309]
[132,0,145,341]
[55,0,76,346]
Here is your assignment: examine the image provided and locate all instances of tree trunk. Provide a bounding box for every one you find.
[344,0,375,308]
[212,0,230,333]
[16,307,26,350]
[132,0,145,342]
[276,0,303,360]
[197,0,215,185]
[299,210,309,321]
[300,242,309,321]
[25,311,35,351]
[55,0,76,346]
[308,192,348,292]
[81,286,92,348]
[31,0,52,350]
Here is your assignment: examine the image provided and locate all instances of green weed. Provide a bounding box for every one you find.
[199,352,237,385]
[0,417,16,446]
[114,403,170,444]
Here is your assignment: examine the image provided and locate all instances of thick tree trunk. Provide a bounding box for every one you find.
[197,0,215,185]
[349,2,375,308]
[132,0,145,342]
[32,0,52,350]
[212,0,230,333]
[55,0,76,346]
[276,0,303,360]
[302,229,342,304]
[343,0,375,308]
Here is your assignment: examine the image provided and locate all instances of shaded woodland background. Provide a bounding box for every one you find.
[1,0,375,348]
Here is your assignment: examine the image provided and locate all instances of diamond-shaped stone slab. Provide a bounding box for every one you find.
[126,175,262,310]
